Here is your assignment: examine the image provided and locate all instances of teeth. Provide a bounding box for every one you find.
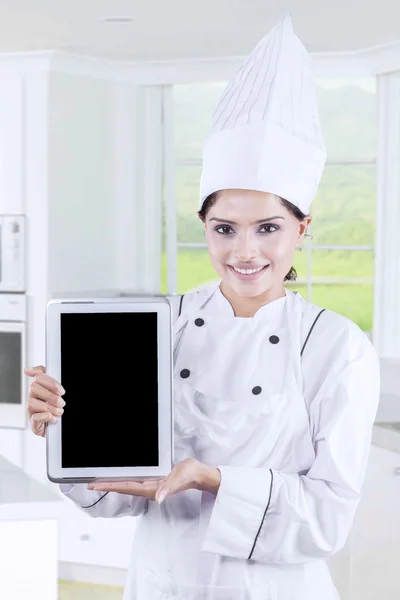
[233,266,265,275]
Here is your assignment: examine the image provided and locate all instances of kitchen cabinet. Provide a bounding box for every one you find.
[0,73,23,214]
[56,441,400,598]
[351,444,400,600]
[57,503,138,569]
[0,454,63,600]
[327,537,351,600]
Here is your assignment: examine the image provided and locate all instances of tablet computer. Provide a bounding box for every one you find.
[45,296,173,483]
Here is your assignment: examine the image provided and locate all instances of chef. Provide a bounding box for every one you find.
[25,11,380,600]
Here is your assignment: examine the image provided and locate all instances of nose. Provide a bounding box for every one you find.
[234,230,258,262]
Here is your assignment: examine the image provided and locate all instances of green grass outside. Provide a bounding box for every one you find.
[161,248,374,332]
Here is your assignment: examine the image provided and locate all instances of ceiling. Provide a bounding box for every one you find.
[0,0,399,61]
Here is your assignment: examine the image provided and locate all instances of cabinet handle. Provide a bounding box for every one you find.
[394,467,400,476]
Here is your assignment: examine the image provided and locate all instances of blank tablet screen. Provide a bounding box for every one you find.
[60,312,159,468]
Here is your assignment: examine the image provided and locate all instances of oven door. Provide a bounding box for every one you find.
[0,321,26,429]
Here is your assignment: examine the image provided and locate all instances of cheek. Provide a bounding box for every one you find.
[206,234,229,262]
[260,234,296,265]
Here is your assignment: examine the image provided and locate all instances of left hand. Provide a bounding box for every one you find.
[88,458,221,504]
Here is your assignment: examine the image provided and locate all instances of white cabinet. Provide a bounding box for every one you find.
[57,503,137,569]
[351,444,400,600]
[327,537,351,600]
[0,520,57,600]
[55,443,400,597]
[0,73,23,214]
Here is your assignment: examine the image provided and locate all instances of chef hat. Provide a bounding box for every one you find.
[199,10,326,214]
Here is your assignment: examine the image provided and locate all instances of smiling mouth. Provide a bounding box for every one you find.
[228,264,270,279]
[232,265,266,274]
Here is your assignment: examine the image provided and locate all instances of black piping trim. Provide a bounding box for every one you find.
[81,491,110,509]
[178,294,185,317]
[248,469,274,560]
[300,309,326,358]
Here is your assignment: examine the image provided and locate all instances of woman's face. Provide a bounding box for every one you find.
[203,190,311,298]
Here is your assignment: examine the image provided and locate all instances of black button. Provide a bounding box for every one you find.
[195,318,205,327]
[180,369,190,379]
[269,335,280,344]
[252,386,262,395]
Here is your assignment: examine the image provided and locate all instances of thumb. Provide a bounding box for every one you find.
[24,365,46,377]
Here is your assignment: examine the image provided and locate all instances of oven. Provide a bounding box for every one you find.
[0,294,26,429]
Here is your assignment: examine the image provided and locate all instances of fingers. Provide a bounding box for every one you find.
[155,470,179,504]
[29,380,65,408]
[155,459,200,504]
[24,365,46,377]
[88,479,163,500]
[30,372,65,397]
[30,411,58,437]
[155,481,174,505]
[28,397,64,418]
[25,365,65,438]
[25,366,65,398]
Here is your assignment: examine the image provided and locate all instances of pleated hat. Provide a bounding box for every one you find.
[199,10,326,214]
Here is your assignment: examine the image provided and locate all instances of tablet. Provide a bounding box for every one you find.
[45,296,173,483]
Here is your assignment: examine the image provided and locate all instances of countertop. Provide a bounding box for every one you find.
[0,419,398,521]
[0,454,63,521]
[372,422,400,454]
[371,388,400,454]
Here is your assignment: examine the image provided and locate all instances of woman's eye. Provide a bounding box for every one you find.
[259,224,278,233]
[214,224,278,235]
[215,225,233,235]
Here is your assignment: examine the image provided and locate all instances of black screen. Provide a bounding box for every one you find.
[60,311,159,468]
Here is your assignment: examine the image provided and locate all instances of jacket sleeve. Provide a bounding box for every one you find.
[59,484,148,518]
[201,331,380,564]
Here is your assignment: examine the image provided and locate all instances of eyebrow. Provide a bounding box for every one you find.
[209,216,285,225]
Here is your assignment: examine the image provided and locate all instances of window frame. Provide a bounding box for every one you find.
[164,76,377,332]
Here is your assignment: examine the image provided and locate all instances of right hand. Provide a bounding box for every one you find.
[24,366,66,437]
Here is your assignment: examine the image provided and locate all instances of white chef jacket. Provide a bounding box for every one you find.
[60,284,380,600]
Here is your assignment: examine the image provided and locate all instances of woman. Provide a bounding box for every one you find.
[25,13,380,600]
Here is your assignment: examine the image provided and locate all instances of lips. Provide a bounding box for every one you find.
[231,265,266,274]
[228,264,270,281]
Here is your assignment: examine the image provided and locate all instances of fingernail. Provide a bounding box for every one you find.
[60,399,66,407]
[51,416,58,423]
[59,386,65,395]
[55,407,64,415]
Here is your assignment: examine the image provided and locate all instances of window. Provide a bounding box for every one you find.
[163,77,377,332]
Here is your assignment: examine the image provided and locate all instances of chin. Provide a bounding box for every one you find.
[234,286,266,298]
[234,283,273,298]
[223,269,275,298]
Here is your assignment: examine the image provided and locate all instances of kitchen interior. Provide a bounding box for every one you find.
[0,1,399,599]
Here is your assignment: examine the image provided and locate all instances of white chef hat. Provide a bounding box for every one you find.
[199,10,326,215]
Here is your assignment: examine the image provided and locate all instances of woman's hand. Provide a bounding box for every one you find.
[24,366,66,437]
[87,478,164,501]
[89,458,221,504]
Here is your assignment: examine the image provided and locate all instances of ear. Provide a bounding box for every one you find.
[297,215,312,247]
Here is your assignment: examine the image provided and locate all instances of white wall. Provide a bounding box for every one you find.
[48,72,116,295]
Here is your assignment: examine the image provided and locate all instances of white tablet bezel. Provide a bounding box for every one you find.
[45,296,174,483]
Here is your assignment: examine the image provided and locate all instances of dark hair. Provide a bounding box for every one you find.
[198,191,308,282]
